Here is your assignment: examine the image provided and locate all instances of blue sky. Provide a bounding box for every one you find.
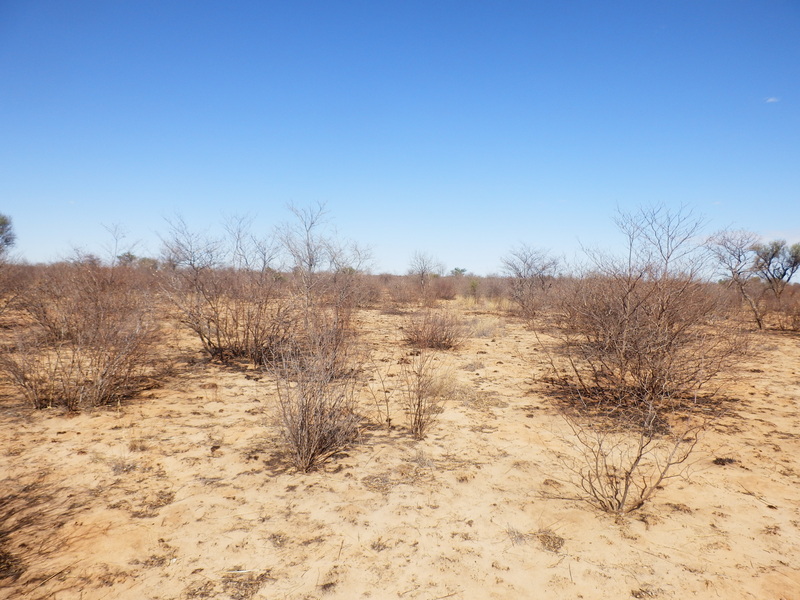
[1,1,798,274]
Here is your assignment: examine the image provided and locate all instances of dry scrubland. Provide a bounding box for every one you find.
[1,208,800,599]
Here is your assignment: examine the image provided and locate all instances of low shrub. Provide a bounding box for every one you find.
[0,258,162,410]
[559,409,703,514]
[403,310,466,350]
[273,325,362,472]
[401,351,452,440]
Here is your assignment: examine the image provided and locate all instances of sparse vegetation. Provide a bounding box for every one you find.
[0,205,798,598]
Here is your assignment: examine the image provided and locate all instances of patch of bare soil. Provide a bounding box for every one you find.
[1,303,799,599]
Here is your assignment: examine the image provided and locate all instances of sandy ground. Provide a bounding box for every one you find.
[1,302,799,599]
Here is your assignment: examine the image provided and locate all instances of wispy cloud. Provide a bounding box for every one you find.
[765,97,780,103]
[762,228,800,244]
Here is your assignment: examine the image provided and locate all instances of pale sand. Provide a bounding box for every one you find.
[2,304,799,599]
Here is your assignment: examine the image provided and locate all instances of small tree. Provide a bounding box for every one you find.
[501,245,559,319]
[708,229,765,328]
[753,240,800,294]
[752,239,800,327]
[0,214,22,319]
[0,214,15,256]
[408,251,444,304]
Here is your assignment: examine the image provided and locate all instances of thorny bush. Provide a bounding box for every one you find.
[0,258,162,410]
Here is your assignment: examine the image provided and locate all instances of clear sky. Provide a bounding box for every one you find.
[1,1,798,274]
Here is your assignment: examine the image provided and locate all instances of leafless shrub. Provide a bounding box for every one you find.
[302,310,365,379]
[784,284,800,331]
[408,251,444,305]
[266,205,369,471]
[273,326,362,472]
[431,275,457,301]
[400,351,451,440]
[353,273,383,308]
[253,303,303,365]
[559,407,704,514]
[280,203,370,329]
[502,244,559,319]
[377,274,415,307]
[557,276,747,414]
[555,207,747,415]
[161,216,285,365]
[0,262,28,324]
[547,206,747,513]
[481,276,509,304]
[403,310,466,350]
[3,331,157,411]
[0,257,161,410]
[259,203,371,374]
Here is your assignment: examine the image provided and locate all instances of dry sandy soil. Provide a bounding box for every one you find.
[2,301,799,599]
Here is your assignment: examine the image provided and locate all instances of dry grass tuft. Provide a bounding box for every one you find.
[536,529,565,552]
